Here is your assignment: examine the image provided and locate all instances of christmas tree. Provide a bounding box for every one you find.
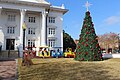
[74,11,103,61]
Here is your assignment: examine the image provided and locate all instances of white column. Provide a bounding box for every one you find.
[19,9,26,57]
[20,9,26,45]
[41,11,46,46]
[0,7,2,24]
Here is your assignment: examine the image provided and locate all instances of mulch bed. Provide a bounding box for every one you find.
[0,59,16,80]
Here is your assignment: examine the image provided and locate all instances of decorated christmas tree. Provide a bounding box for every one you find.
[74,2,102,61]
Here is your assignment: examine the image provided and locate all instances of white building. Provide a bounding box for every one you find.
[0,0,68,54]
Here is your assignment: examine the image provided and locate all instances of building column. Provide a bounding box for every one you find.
[41,11,46,46]
[0,7,2,25]
[20,9,26,45]
[19,9,26,57]
[0,6,5,50]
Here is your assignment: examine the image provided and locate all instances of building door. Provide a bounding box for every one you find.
[6,39,15,50]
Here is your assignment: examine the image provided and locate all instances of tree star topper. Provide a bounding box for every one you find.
[85,1,92,11]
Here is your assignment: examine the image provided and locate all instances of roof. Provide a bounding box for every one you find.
[0,0,50,7]
[50,5,68,14]
[18,0,50,4]
[0,0,68,14]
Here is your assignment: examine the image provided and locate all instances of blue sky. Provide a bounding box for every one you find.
[48,0,120,39]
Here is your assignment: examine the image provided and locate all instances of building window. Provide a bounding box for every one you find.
[28,39,35,47]
[49,17,55,23]
[28,28,35,35]
[49,28,55,35]
[28,17,36,23]
[7,26,15,34]
[48,39,55,47]
[8,15,16,22]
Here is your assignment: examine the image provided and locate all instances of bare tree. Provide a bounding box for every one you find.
[98,32,119,53]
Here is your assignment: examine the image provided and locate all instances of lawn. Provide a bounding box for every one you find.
[18,58,120,80]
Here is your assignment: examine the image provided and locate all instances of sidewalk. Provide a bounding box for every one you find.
[0,59,17,80]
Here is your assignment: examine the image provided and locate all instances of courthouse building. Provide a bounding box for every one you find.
[0,0,68,53]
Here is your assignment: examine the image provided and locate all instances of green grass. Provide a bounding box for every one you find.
[18,58,120,80]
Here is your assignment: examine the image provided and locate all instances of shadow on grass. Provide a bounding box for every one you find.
[18,61,120,80]
[103,58,112,60]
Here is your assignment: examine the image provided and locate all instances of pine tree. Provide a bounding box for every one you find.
[74,11,103,61]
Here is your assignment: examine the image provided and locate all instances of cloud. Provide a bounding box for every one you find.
[104,16,120,25]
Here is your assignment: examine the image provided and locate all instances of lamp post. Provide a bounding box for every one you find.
[22,21,27,50]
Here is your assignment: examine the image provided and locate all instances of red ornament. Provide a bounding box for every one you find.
[84,24,86,28]
[86,32,89,34]
[78,46,80,48]
[85,52,88,55]
[86,38,88,41]
[94,55,97,58]
[92,40,95,42]
[98,51,100,53]
[91,48,94,51]
[96,44,99,47]
[79,52,81,54]
[91,42,93,44]
[86,44,88,47]
[92,29,94,32]
[82,42,84,45]
[100,56,102,59]
[81,58,84,61]
[92,24,94,27]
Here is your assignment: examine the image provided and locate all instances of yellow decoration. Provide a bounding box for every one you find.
[64,48,75,57]
[38,46,50,58]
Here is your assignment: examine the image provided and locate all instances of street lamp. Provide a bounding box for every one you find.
[22,21,27,50]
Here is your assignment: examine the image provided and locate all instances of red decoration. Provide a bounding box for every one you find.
[91,48,94,51]
[82,42,84,45]
[96,44,99,47]
[86,38,88,41]
[92,29,94,32]
[81,58,84,61]
[78,46,80,49]
[92,24,94,27]
[84,24,87,28]
[86,44,88,47]
[94,55,97,58]
[98,50,100,53]
[91,42,93,44]
[100,56,102,59]
[85,52,88,55]
[79,52,81,54]
[86,32,89,34]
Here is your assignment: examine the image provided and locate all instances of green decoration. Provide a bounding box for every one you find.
[74,11,103,61]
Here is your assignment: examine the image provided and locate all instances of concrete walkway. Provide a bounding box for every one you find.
[0,59,17,80]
